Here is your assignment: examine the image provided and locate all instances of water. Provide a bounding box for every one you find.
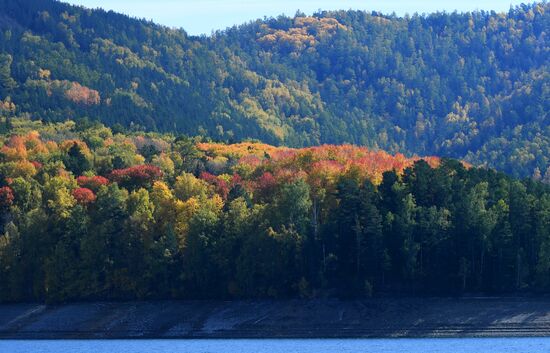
[1,338,550,353]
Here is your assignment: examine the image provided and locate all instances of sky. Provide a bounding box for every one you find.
[67,0,528,35]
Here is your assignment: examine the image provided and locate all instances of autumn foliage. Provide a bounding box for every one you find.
[200,172,230,200]
[109,165,163,189]
[72,187,96,205]
[198,142,441,186]
[76,175,109,191]
[0,186,14,208]
[258,16,348,51]
[64,82,101,106]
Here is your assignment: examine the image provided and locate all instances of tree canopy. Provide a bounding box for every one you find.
[0,118,549,302]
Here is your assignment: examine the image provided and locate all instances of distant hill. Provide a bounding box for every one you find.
[0,0,548,178]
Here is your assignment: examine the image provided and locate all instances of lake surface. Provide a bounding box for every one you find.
[2,338,550,353]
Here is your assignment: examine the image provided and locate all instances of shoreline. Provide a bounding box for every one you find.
[1,298,550,339]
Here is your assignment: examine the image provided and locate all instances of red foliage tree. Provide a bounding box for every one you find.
[73,188,96,205]
[77,175,109,191]
[231,174,243,187]
[30,161,43,170]
[109,165,163,190]
[200,172,229,199]
[0,186,14,208]
[254,172,277,200]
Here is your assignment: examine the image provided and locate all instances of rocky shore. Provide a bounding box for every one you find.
[1,298,550,339]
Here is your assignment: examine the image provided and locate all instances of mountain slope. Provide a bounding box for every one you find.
[0,0,548,177]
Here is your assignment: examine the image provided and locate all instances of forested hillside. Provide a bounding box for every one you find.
[0,118,549,302]
[0,0,548,178]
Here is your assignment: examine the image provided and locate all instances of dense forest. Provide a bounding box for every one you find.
[0,118,549,303]
[0,0,548,178]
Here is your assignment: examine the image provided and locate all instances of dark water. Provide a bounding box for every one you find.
[1,338,550,353]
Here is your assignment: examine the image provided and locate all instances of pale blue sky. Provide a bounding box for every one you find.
[66,0,528,35]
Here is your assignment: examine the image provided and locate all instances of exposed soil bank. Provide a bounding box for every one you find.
[1,298,550,339]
